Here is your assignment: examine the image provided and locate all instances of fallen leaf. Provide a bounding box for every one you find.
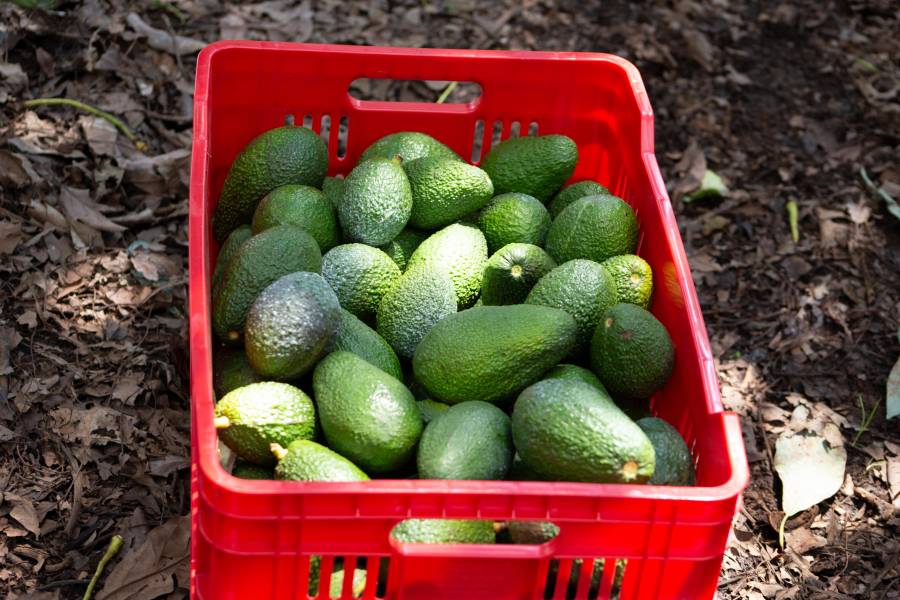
[80,116,119,157]
[886,454,900,509]
[775,431,847,516]
[4,494,41,537]
[846,201,871,224]
[887,356,900,419]
[0,221,24,255]
[785,526,827,554]
[97,515,190,600]
[0,151,38,188]
[59,186,127,233]
[685,169,729,202]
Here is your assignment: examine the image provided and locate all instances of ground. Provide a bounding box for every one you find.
[0,1,898,598]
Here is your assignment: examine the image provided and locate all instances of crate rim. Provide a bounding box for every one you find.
[189,41,749,508]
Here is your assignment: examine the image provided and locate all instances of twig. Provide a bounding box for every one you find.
[786,200,799,242]
[435,81,458,104]
[82,535,124,600]
[23,98,147,152]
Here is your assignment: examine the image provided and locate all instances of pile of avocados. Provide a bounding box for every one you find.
[210,124,696,548]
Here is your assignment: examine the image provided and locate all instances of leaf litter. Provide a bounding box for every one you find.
[1,1,899,599]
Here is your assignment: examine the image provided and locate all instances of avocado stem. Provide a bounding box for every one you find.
[213,416,230,430]
[271,443,288,461]
[390,155,403,165]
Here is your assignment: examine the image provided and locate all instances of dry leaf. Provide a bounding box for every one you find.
[887,356,900,419]
[97,515,190,600]
[126,13,205,55]
[59,187,127,234]
[774,431,847,516]
[0,221,24,255]
[80,116,119,157]
[4,494,41,537]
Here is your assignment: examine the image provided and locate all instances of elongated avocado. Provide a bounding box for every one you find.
[512,379,656,483]
[412,305,577,405]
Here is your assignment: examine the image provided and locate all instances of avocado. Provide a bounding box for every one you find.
[333,309,403,381]
[477,193,551,253]
[339,157,412,245]
[590,303,674,398]
[412,305,577,405]
[524,259,617,351]
[404,156,494,229]
[376,266,457,358]
[417,401,513,480]
[548,180,610,219]
[321,243,401,320]
[244,272,341,380]
[360,131,460,163]
[212,225,322,343]
[272,439,369,481]
[543,364,606,392]
[636,417,695,486]
[416,399,450,424]
[391,519,495,544]
[601,254,653,309]
[507,521,559,544]
[251,184,339,251]
[480,243,556,306]
[406,223,488,309]
[511,379,655,483]
[379,228,429,272]
[213,125,328,241]
[544,195,637,264]
[313,351,423,474]
[211,225,252,297]
[480,134,577,202]
[232,461,274,480]
[322,175,345,210]
[213,347,262,399]
[214,382,316,465]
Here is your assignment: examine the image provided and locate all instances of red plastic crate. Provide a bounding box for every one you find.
[189,41,748,600]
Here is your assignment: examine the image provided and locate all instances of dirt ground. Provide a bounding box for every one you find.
[1,1,898,598]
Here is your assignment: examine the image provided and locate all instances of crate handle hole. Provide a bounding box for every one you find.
[348,78,482,105]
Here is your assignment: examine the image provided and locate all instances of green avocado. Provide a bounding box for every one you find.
[406,223,488,309]
[525,259,618,351]
[417,401,513,480]
[511,379,655,483]
[477,192,551,254]
[251,184,339,251]
[480,134,577,202]
[544,195,637,264]
[321,244,401,320]
[376,266,457,359]
[273,439,369,482]
[339,157,412,246]
[412,305,577,405]
[244,272,341,380]
[636,417,696,486]
[360,131,460,163]
[313,351,423,474]
[215,382,316,465]
[480,243,556,306]
[405,156,493,229]
[548,180,610,219]
[213,125,328,241]
[589,303,675,399]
